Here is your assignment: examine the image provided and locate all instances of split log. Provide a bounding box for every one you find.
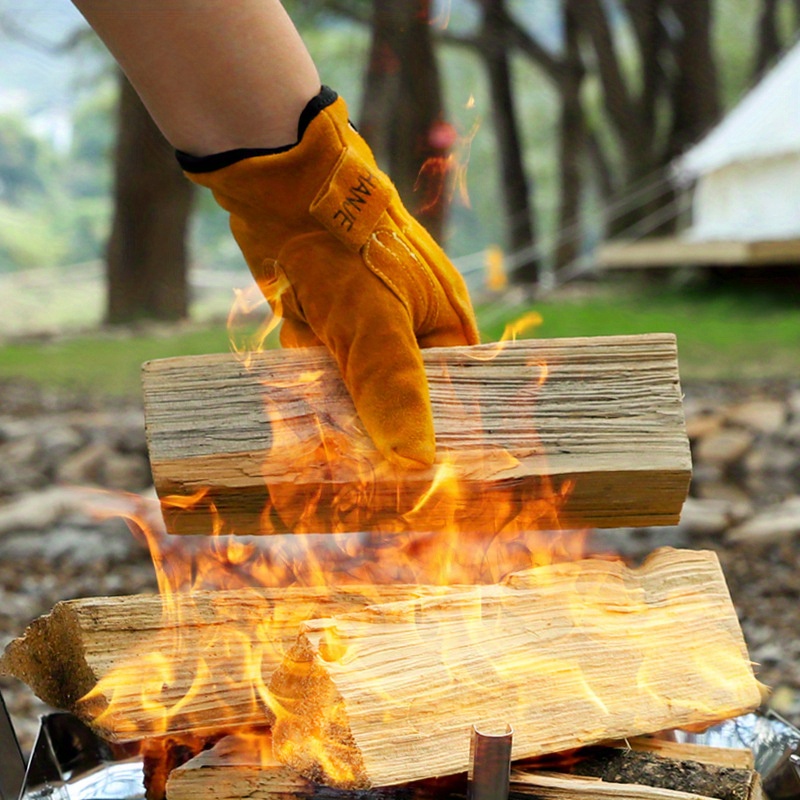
[510,771,761,800]
[142,335,691,536]
[567,747,763,800]
[166,735,762,800]
[267,549,761,788]
[165,733,460,800]
[623,738,755,770]
[0,583,436,741]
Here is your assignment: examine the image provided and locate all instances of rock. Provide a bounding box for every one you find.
[0,486,97,535]
[689,462,723,487]
[56,441,114,486]
[785,419,800,445]
[725,400,787,434]
[727,496,800,544]
[744,442,799,475]
[677,496,752,535]
[685,412,724,441]
[0,523,135,563]
[38,424,85,463]
[103,452,152,491]
[678,497,734,535]
[694,428,755,468]
[694,481,752,506]
[788,390,800,419]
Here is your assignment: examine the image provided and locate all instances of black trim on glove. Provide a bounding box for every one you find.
[176,85,339,173]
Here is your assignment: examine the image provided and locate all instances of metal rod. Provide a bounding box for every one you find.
[468,724,513,800]
[0,689,25,800]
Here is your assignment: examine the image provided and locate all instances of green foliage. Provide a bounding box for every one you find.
[0,113,52,204]
[0,282,797,399]
[0,325,233,397]
[479,280,800,381]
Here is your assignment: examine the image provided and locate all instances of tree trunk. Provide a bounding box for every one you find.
[478,0,537,284]
[359,0,448,241]
[106,73,194,324]
[754,0,782,78]
[668,0,721,157]
[555,0,585,273]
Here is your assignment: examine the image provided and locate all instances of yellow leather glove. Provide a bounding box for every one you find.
[179,88,479,469]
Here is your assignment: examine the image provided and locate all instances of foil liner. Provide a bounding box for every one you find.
[675,709,800,798]
[8,712,143,800]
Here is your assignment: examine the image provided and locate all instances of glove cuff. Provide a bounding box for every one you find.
[175,85,339,173]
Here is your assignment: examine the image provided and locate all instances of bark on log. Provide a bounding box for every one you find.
[623,738,755,770]
[0,584,434,741]
[568,747,762,800]
[267,549,760,788]
[142,335,691,536]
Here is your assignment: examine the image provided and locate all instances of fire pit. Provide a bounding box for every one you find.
[0,335,783,799]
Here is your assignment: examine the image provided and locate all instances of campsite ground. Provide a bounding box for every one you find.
[1,275,799,752]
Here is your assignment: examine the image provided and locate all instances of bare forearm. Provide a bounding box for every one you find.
[71,0,320,154]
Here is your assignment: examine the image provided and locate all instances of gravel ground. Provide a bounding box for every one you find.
[1,377,799,757]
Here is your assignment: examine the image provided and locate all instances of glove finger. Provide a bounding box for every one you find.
[282,238,436,469]
[338,315,435,469]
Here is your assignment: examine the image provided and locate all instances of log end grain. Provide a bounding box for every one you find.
[0,601,96,710]
[270,632,370,790]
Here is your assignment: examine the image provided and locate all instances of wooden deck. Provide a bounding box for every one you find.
[597,237,800,268]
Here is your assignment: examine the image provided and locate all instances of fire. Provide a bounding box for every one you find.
[54,299,756,796]
[67,299,596,772]
[415,115,480,216]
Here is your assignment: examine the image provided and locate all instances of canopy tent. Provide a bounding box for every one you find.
[676,39,800,243]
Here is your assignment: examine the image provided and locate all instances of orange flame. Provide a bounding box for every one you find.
[69,305,671,780]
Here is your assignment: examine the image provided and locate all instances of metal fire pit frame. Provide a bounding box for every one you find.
[0,690,144,800]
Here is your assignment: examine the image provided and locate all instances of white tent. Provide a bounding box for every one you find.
[677,39,800,243]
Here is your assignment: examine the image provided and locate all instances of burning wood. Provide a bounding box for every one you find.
[164,734,764,800]
[1,550,760,772]
[266,549,759,788]
[0,583,436,740]
[142,334,691,536]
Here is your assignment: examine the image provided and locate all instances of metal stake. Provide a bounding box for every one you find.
[468,725,513,800]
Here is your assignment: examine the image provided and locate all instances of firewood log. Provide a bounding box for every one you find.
[267,549,761,788]
[142,335,691,536]
[0,583,436,741]
[566,746,763,800]
[623,738,755,770]
[510,770,762,800]
[165,735,762,800]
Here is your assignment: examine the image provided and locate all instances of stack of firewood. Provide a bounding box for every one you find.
[1,550,764,799]
[0,336,768,798]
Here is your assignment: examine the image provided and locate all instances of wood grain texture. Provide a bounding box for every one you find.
[142,335,691,535]
[267,549,760,788]
[165,724,762,800]
[0,584,433,741]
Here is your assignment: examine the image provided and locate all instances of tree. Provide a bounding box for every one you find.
[359,0,450,241]
[475,0,538,284]
[105,73,194,323]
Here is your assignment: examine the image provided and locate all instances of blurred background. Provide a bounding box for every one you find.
[1,0,800,752]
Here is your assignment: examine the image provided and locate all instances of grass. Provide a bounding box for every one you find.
[479,279,800,383]
[0,279,797,399]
